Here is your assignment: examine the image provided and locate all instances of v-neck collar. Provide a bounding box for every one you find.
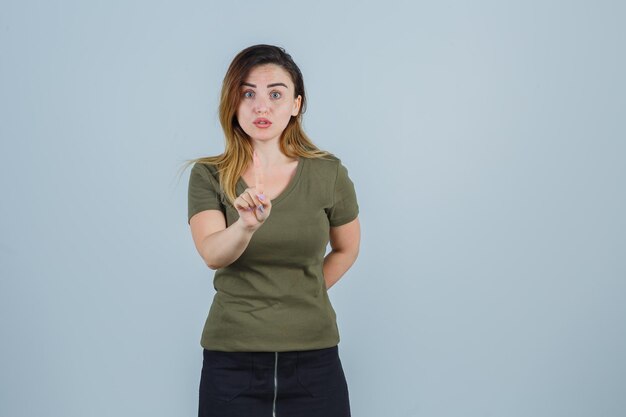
[237,156,304,206]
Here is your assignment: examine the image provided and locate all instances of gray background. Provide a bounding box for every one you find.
[1,1,624,416]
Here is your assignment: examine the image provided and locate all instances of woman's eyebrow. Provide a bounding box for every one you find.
[241,82,288,88]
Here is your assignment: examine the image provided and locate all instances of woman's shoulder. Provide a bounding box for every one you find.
[191,158,221,179]
[304,152,343,167]
[305,152,353,176]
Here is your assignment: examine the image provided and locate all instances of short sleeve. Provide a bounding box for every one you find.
[327,160,359,227]
[187,162,225,224]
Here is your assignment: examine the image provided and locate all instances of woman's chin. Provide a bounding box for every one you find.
[248,133,280,142]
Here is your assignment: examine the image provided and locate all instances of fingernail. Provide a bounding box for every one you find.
[258,194,265,201]
[258,205,264,213]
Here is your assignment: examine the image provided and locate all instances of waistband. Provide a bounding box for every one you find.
[203,344,339,367]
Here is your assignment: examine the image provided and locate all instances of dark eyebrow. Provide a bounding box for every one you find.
[241,82,289,89]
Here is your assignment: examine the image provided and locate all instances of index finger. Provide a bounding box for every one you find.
[253,150,264,194]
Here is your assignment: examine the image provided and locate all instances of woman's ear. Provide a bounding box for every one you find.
[292,95,302,116]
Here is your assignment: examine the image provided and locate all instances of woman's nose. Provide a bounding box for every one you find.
[254,97,270,113]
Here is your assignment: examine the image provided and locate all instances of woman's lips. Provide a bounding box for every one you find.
[253,118,272,128]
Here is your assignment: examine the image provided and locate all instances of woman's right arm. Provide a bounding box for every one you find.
[189,210,256,270]
[189,153,270,270]
[189,182,270,269]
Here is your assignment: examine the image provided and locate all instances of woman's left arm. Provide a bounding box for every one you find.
[323,217,361,290]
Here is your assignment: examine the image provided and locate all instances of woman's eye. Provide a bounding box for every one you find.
[243,91,254,98]
[270,91,281,99]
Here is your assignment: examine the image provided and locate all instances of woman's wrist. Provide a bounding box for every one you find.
[234,216,258,235]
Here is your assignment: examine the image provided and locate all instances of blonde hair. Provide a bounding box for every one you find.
[179,44,333,206]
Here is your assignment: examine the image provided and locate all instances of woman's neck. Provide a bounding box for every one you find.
[250,141,296,168]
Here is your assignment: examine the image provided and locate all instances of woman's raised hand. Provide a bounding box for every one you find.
[233,150,272,229]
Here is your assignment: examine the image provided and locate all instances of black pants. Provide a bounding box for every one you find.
[198,345,351,417]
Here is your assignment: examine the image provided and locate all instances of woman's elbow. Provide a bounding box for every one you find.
[204,256,232,270]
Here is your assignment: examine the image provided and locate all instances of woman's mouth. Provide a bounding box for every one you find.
[253,118,272,128]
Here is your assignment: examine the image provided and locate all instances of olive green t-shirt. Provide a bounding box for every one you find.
[187,154,359,352]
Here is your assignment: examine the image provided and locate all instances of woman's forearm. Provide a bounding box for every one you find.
[323,249,358,290]
[200,218,256,270]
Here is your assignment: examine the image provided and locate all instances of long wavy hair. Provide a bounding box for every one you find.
[180,44,333,206]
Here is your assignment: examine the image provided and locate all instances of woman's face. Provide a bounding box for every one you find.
[236,64,302,143]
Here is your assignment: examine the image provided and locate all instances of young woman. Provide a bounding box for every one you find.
[186,44,360,417]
